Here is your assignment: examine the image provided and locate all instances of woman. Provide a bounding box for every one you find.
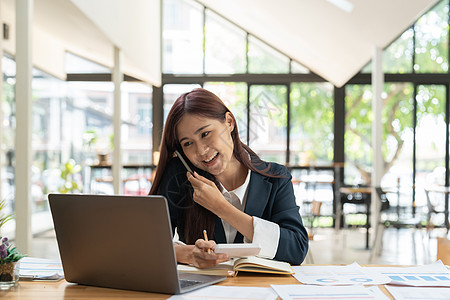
[149,88,308,268]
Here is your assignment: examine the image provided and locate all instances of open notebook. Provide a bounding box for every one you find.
[48,194,226,294]
[178,256,293,277]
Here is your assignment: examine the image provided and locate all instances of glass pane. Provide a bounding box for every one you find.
[203,82,248,143]
[65,52,110,73]
[291,61,309,74]
[163,0,204,74]
[205,10,247,74]
[1,55,16,237]
[32,71,68,214]
[163,84,201,123]
[290,82,334,165]
[65,81,114,195]
[248,36,290,74]
[415,85,446,208]
[344,85,373,185]
[361,61,371,73]
[120,82,152,166]
[414,0,449,73]
[383,28,414,73]
[380,83,414,208]
[249,85,287,163]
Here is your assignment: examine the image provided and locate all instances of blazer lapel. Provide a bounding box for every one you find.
[244,171,272,218]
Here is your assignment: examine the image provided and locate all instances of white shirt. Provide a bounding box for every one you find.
[220,169,280,259]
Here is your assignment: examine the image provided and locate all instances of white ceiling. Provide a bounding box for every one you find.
[197,0,440,87]
[1,0,441,87]
[1,0,161,86]
[70,0,161,86]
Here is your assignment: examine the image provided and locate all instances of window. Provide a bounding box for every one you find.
[415,85,446,206]
[248,36,290,74]
[414,0,449,73]
[163,0,204,74]
[120,82,153,165]
[249,85,287,163]
[344,85,373,185]
[383,29,414,73]
[290,83,334,165]
[205,10,247,74]
[65,52,110,73]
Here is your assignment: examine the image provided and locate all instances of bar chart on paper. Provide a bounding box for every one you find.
[366,261,450,287]
[387,274,450,282]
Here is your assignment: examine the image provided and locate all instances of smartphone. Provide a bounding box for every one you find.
[174,150,193,174]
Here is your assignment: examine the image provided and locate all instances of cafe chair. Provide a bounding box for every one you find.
[338,185,372,249]
[302,200,322,240]
[369,187,424,264]
[424,187,447,233]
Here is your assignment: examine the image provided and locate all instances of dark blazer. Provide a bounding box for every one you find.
[158,158,309,265]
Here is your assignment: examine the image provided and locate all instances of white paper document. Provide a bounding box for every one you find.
[292,262,391,285]
[385,285,450,300]
[168,286,278,300]
[271,284,389,300]
[19,257,64,281]
[366,260,450,287]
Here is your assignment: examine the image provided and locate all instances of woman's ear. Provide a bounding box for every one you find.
[225,112,235,132]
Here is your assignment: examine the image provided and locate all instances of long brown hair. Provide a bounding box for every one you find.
[149,88,270,244]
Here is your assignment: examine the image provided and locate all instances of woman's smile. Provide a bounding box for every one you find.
[202,152,219,165]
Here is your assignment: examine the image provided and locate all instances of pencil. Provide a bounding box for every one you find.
[203,229,211,254]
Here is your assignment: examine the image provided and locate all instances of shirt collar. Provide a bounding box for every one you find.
[220,169,251,205]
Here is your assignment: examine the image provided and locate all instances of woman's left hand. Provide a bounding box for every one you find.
[187,171,255,242]
[187,171,228,215]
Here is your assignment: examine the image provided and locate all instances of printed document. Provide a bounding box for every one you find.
[271,284,389,300]
[19,257,64,281]
[292,262,390,285]
[366,260,450,287]
[385,286,450,300]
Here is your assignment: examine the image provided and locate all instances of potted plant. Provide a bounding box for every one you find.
[58,159,83,193]
[0,199,25,289]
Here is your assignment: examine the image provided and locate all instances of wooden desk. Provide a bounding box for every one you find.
[0,272,395,299]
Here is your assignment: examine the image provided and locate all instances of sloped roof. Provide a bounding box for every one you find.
[1,0,440,87]
[197,0,439,87]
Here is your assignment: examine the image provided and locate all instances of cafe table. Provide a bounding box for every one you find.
[0,270,396,300]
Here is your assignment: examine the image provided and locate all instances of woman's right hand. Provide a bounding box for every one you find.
[191,239,229,268]
[175,239,229,268]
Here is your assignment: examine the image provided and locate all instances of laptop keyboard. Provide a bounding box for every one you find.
[180,279,203,289]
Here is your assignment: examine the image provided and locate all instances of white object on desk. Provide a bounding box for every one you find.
[271,285,389,300]
[366,260,450,287]
[385,286,450,300]
[214,243,261,257]
[19,257,64,281]
[292,262,391,285]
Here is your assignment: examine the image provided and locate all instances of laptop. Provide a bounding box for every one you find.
[48,194,226,294]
